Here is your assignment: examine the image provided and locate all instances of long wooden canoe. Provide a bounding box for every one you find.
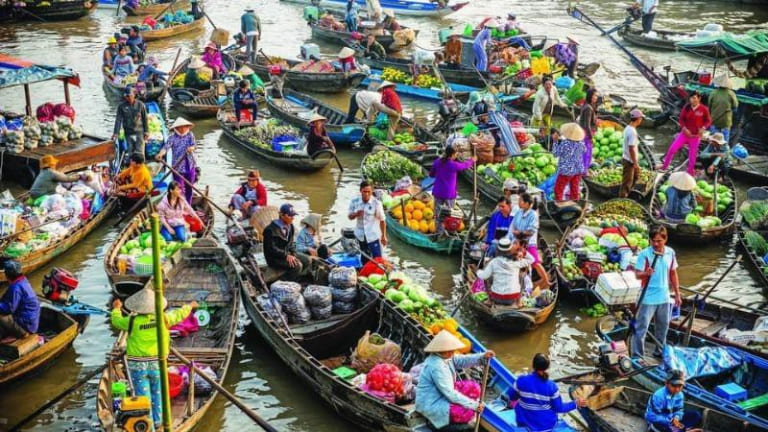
[649,171,737,242]
[241,53,368,93]
[0,0,91,22]
[460,218,559,331]
[266,88,365,147]
[104,194,215,299]
[362,117,441,168]
[217,109,335,171]
[730,155,768,185]
[167,54,241,118]
[618,26,696,52]
[139,16,205,42]
[736,188,768,296]
[97,239,241,432]
[122,0,189,16]
[0,196,118,283]
[309,19,417,53]
[0,305,82,386]
[102,69,166,102]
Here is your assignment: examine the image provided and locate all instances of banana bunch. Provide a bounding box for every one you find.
[414,74,442,89]
[381,67,409,84]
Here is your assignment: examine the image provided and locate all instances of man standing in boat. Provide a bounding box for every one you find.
[0,261,40,340]
[112,87,148,158]
[620,109,644,198]
[241,7,261,64]
[639,0,658,34]
[348,180,387,262]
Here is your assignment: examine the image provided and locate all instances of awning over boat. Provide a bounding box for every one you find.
[0,54,80,89]
[676,30,768,60]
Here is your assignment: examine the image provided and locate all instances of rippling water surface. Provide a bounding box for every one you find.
[0,0,766,430]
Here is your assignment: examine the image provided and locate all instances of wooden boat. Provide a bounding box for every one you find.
[460,168,588,228]
[359,56,486,88]
[730,155,768,185]
[242,53,367,93]
[361,69,475,103]
[0,305,82,386]
[96,239,241,432]
[167,54,239,118]
[555,199,652,303]
[0,0,91,22]
[583,118,660,200]
[217,109,334,171]
[104,194,215,299]
[139,16,205,42]
[736,187,768,296]
[363,117,441,168]
[596,315,768,430]
[618,26,696,52]
[122,0,189,16]
[0,196,118,283]
[649,171,737,242]
[460,222,559,332]
[309,19,417,53]
[280,0,468,17]
[237,255,435,430]
[573,382,764,432]
[384,205,465,254]
[266,88,365,147]
[102,69,166,102]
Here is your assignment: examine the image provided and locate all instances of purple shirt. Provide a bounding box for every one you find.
[162,132,197,176]
[429,158,474,200]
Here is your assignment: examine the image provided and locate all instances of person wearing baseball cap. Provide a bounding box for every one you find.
[30,155,84,199]
[646,369,702,432]
[263,203,310,280]
[112,83,148,156]
[620,108,645,198]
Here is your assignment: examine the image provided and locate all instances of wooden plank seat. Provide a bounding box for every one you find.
[0,333,40,359]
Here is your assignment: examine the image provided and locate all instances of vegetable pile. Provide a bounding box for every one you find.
[656,179,734,227]
[362,150,422,185]
[365,363,404,396]
[740,200,768,230]
[233,119,305,153]
[380,68,443,89]
[360,271,449,328]
[477,143,557,187]
[388,193,462,235]
[116,231,198,275]
[589,166,654,188]
[171,68,213,88]
[0,115,82,153]
[743,230,768,276]
[592,126,625,162]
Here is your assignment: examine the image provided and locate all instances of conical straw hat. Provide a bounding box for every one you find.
[124,288,168,315]
[170,117,194,130]
[338,47,356,59]
[424,330,466,353]
[560,122,585,141]
[668,171,696,191]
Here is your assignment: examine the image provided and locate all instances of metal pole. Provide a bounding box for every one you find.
[151,213,173,432]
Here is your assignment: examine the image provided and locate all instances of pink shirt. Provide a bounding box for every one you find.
[157,195,195,227]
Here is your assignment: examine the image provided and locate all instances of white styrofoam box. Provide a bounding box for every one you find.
[594,271,642,305]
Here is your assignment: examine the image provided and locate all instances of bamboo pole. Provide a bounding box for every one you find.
[151,213,173,432]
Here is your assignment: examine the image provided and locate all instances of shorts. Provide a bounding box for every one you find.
[527,245,540,265]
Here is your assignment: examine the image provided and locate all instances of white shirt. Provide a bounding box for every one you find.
[622,124,639,163]
[348,196,385,242]
[355,91,383,121]
[642,0,658,14]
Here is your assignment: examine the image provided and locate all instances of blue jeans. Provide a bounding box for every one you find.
[709,125,731,143]
[632,303,671,358]
[358,239,382,262]
[345,16,357,32]
[128,360,162,429]
[161,225,187,242]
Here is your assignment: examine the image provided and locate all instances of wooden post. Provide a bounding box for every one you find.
[63,81,71,106]
[187,362,195,415]
[24,84,32,116]
[151,213,174,432]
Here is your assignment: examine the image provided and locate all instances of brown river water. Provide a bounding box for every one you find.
[0,0,767,430]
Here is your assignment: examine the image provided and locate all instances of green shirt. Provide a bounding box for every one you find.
[708,88,739,129]
[111,305,192,359]
[30,169,78,199]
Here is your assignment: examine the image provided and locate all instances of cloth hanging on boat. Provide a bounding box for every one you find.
[662,344,743,380]
[488,110,520,156]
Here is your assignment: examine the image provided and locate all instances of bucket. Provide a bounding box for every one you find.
[168,372,184,398]
[210,28,230,47]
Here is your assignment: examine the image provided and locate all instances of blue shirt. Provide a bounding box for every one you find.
[509,372,576,432]
[233,88,256,109]
[635,246,677,305]
[138,65,167,82]
[344,2,360,21]
[508,208,538,246]
[415,353,484,429]
[485,210,514,244]
[0,276,40,333]
[664,187,696,221]
[552,138,586,176]
[296,227,318,254]
[645,386,684,425]
[473,28,492,49]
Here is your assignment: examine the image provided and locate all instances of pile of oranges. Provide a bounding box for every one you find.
[428,318,472,354]
[391,196,438,234]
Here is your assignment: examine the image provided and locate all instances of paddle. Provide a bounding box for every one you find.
[158,47,182,102]
[170,347,278,432]
[474,356,491,432]
[331,150,344,172]
[680,255,742,346]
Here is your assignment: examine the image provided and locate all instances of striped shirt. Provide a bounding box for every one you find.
[509,373,576,432]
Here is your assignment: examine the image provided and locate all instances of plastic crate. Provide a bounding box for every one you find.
[715,383,747,402]
[330,253,362,269]
[332,366,358,380]
[594,271,641,306]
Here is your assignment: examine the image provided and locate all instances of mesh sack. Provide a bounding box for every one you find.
[331,286,358,303]
[310,304,333,320]
[329,266,357,288]
[303,284,332,308]
[332,300,357,314]
[256,294,285,322]
[270,281,303,304]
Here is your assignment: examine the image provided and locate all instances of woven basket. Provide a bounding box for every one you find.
[249,205,280,241]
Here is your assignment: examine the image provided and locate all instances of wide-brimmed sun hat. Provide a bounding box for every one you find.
[709,132,726,146]
[566,35,580,45]
[40,155,59,169]
[424,330,466,353]
[714,73,733,89]
[205,41,218,51]
[338,47,356,59]
[378,80,396,89]
[307,112,327,125]
[125,288,168,315]
[301,213,322,231]
[170,117,194,130]
[189,56,206,69]
[668,171,696,191]
[497,237,513,252]
[560,122,585,141]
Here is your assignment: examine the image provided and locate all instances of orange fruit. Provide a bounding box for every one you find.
[419,220,429,233]
[443,318,459,333]
[428,221,436,233]
[392,207,403,219]
[404,203,414,213]
[409,220,420,231]
[423,208,434,220]
[429,323,443,335]
[412,209,423,221]
[459,221,466,232]
[413,200,425,210]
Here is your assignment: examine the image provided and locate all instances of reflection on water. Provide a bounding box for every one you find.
[0,0,766,430]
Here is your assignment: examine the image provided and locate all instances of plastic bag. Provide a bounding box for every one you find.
[36,103,55,123]
[270,281,303,303]
[331,286,358,303]
[303,284,332,308]
[350,330,402,373]
[329,266,357,288]
[310,304,333,320]
[53,103,76,121]
[257,293,285,322]
[332,300,356,314]
[450,380,481,424]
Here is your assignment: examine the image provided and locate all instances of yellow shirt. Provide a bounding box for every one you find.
[117,164,153,194]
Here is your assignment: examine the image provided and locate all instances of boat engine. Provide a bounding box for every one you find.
[116,396,152,432]
[597,342,633,375]
[42,267,78,304]
[340,228,359,254]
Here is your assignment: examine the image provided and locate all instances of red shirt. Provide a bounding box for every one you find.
[679,103,711,135]
[380,88,402,113]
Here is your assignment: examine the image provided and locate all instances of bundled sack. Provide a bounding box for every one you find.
[270,280,302,303]
[269,281,310,324]
[449,380,481,424]
[331,285,358,303]
[329,266,357,288]
[350,330,402,373]
[332,300,356,314]
[304,284,333,320]
[256,293,286,322]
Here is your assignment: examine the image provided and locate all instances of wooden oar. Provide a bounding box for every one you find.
[681,255,742,346]
[474,357,491,432]
[158,47,182,102]
[170,347,278,432]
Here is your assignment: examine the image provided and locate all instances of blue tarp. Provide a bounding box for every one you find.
[0,53,79,89]
[663,345,743,380]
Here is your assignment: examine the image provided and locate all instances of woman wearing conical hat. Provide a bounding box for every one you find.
[155,117,198,204]
[111,288,198,428]
[306,112,336,157]
[415,330,494,430]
